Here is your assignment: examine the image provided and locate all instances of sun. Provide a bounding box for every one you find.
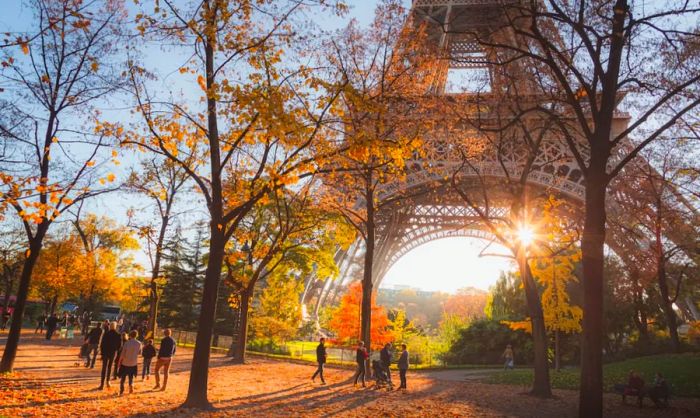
[516,225,535,246]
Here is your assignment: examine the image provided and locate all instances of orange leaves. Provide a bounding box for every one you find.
[90,61,99,72]
[19,41,29,55]
[329,282,393,350]
[197,74,207,91]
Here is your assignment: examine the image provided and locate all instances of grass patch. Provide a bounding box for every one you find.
[484,353,700,397]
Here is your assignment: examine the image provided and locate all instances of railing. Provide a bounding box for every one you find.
[167,330,443,367]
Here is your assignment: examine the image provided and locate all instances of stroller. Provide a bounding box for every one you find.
[372,360,393,389]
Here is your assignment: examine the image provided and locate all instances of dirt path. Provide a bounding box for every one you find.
[1,331,698,417]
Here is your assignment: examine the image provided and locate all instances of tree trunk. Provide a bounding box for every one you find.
[578,174,607,418]
[657,263,680,352]
[516,248,551,397]
[183,223,225,408]
[360,180,375,351]
[49,294,58,316]
[231,290,250,364]
[555,330,560,372]
[182,27,223,408]
[0,238,43,373]
[148,215,169,339]
[630,269,649,345]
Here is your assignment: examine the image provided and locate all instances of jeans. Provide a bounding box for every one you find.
[399,369,407,389]
[142,357,152,379]
[312,362,325,382]
[353,362,366,386]
[46,326,56,340]
[100,353,116,387]
[119,365,137,394]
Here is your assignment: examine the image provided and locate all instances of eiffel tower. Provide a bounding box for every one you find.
[302,0,700,322]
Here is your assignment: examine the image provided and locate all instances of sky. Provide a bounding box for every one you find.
[380,237,515,293]
[0,0,512,294]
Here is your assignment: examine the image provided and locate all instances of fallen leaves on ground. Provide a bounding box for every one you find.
[0,334,698,417]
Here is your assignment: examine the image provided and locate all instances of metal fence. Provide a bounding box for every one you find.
[167,330,442,367]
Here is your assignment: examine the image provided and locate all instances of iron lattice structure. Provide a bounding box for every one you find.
[301,0,700,319]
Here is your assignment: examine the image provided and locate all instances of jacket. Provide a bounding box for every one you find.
[380,347,392,367]
[142,344,157,359]
[355,347,368,364]
[398,350,409,370]
[158,336,177,358]
[100,330,122,356]
[316,343,327,364]
[86,327,102,345]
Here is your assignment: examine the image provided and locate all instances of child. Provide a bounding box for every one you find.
[141,338,157,381]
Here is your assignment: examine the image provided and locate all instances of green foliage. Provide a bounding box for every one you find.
[435,313,471,362]
[250,270,304,344]
[484,272,527,321]
[158,228,206,331]
[443,318,533,365]
[486,353,700,398]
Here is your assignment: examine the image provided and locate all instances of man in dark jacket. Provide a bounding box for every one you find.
[352,341,368,388]
[98,321,122,390]
[84,325,103,368]
[311,337,327,384]
[153,328,176,391]
[398,344,409,390]
[45,313,59,340]
[380,343,394,389]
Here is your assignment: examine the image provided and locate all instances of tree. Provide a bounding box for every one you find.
[126,158,190,338]
[0,224,23,323]
[485,272,528,321]
[127,1,345,406]
[615,140,700,352]
[224,184,353,362]
[328,281,393,349]
[0,0,126,372]
[443,288,488,322]
[456,2,700,414]
[158,228,206,331]
[322,0,435,352]
[31,215,140,315]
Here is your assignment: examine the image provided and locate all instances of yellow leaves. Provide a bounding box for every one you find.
[111,150,118,158]
[86,160,95,167]
[52,137,59,143]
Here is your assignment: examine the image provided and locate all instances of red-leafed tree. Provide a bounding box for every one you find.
[328,281,392,350]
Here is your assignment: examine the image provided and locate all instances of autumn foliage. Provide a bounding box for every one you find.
[328,282,392,350]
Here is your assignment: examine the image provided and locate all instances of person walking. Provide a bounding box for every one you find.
[397,344,409,390]
[153,328,176,391]
[45,313,59,340]
[117,330,142,396]
[98,322,122,390]
[84,324,103,368]
[141,339,157,381]
[311,337,327,384]
[35,313,46,334]
[380,343,394,389]
[352,341,368,388]
[113,332,128,380]
[502,344,514,370]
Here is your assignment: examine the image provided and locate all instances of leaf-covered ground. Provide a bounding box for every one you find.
[1,332,698,417]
